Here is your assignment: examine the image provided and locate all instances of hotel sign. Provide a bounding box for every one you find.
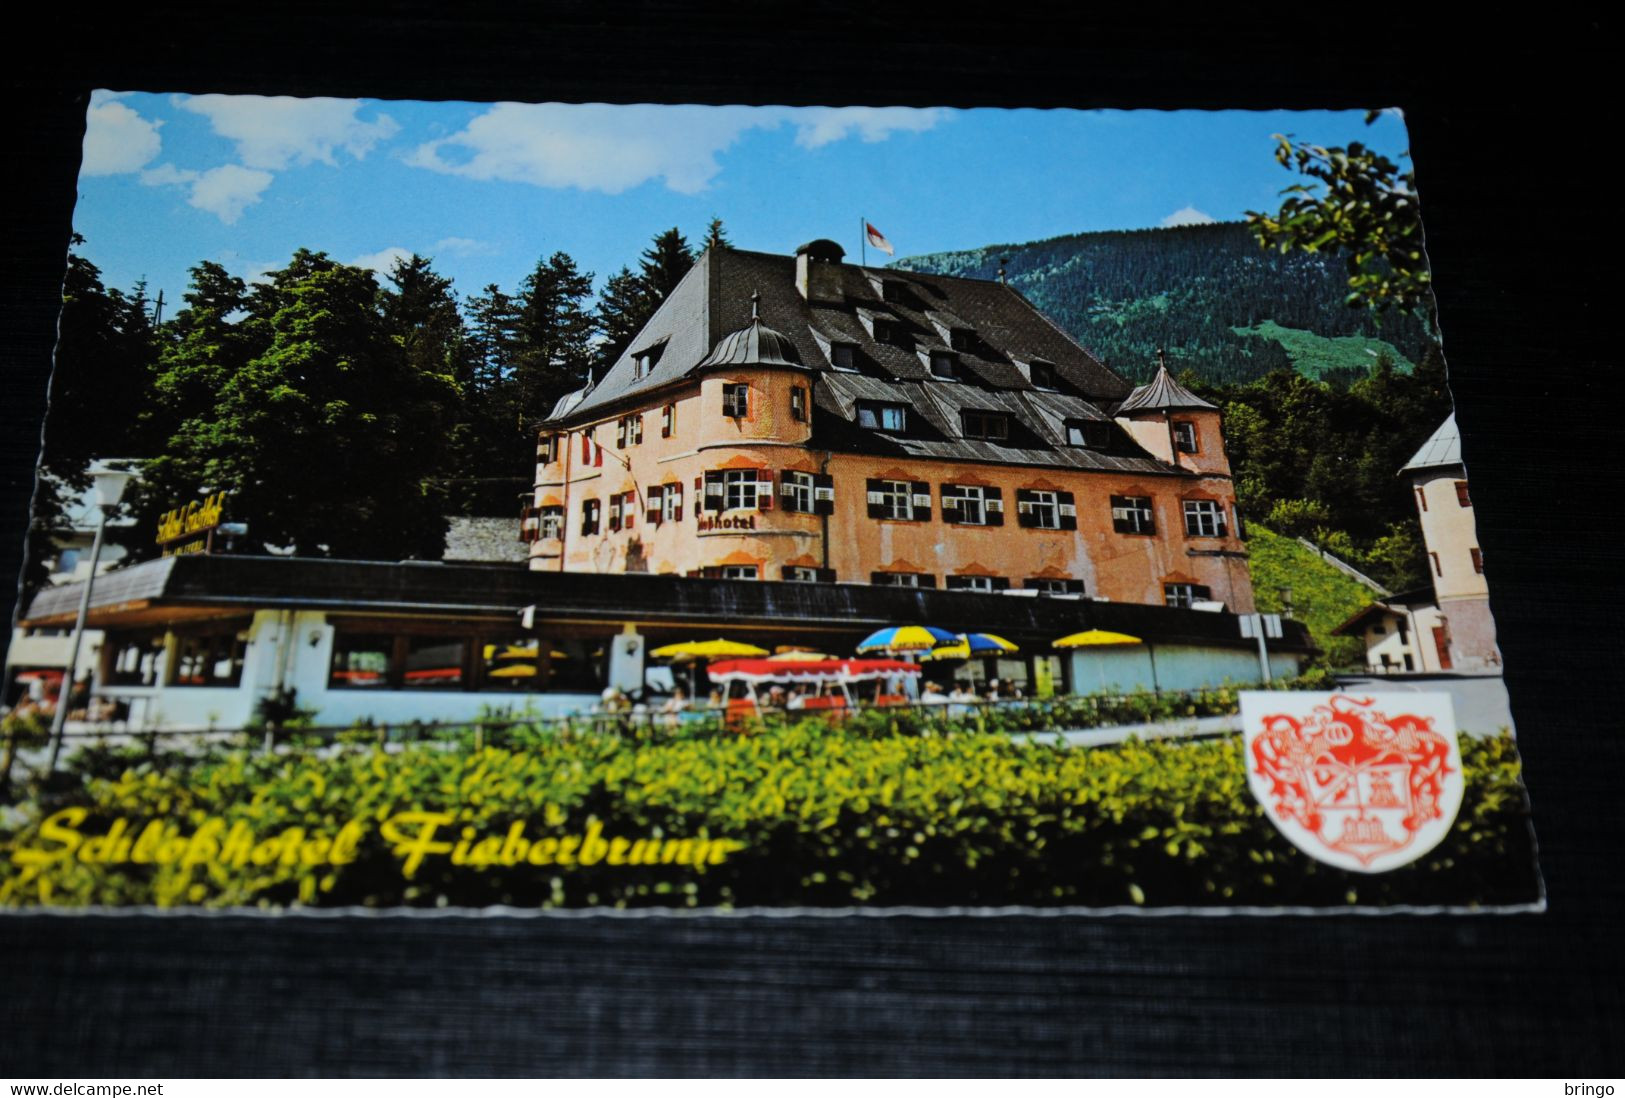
[697,514,757,532]
[156,491,228,556]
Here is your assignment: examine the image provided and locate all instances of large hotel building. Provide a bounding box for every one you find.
[528,240,1255,613]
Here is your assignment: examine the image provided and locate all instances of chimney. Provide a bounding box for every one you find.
[795,239,846,303]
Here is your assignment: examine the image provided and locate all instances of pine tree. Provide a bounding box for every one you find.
[382,254,473,388]
[594,266,657,373]
[514,251,596,425]
[702,217,731,252]
[638,227,695,301]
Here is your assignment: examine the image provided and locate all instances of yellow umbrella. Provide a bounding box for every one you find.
[489,664,540,678]
[1053,629,1143,647]
[650,638,770,662]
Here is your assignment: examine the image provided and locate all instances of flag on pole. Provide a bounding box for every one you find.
[865,221,895,256]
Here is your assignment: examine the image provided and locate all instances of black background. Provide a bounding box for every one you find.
[2,5,1619,1077]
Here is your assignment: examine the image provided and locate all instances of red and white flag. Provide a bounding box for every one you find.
[865,221,894,256]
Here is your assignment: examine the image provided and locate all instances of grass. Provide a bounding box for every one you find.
[1233,319,1415,379]
[1247,524,1379,668]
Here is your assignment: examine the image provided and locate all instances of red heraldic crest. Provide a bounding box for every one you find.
[1239,692,1465,873]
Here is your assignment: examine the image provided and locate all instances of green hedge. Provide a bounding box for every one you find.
[0,718,1538,911]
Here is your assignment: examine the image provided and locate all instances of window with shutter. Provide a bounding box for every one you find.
[1057,491,1077,531]
[662,403,675,438]
[608,495,623,531]
[1110,495,1155,535]
[781,471,816,513]
[791,386,807,421]
[1016,489,1061,529]
[538,436,559,463]
[757,469,774,511]
[866,479,914,520]
[622,491,636,529]
[669,483,684,522]
[722,383,749,418]
[581,499,600,536]
[940,484,988,525]
[539,506,563,540]
[1455,480,1471,507]
[646,485,663,525]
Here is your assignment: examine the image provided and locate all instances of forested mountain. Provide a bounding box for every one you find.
[893,221,1435,386]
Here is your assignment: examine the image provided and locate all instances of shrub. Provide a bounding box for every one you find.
[0,720,1538,912]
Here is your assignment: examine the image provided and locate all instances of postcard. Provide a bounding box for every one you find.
[0,96,1540,913]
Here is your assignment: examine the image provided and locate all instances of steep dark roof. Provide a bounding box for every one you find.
[547,246,1134,422]
[1117,365,1217,413]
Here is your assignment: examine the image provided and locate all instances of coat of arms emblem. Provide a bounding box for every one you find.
[1239,692,1465,873]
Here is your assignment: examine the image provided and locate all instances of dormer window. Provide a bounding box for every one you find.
[830,343,857,371]
[632,342,664,380]
[961,410,1010,441]
[857,402,908,432]
[1065,420,1112,448]
[871,317,911,349]
[929,351,958,380]
[881,279,907,304]
[1029,361,1058,390]
[949,328,978,353]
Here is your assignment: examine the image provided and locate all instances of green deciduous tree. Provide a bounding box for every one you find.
[130,252,461,560]
[1247,122,1433,318]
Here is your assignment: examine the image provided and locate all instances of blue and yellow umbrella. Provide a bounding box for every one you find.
[856,625,958,653]
[924,632,1021,661]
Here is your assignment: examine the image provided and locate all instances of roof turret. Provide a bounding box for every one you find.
[1116,349,1217,414]
[695,292,806,370]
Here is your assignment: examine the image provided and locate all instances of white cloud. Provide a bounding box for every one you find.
[407,103,949,194]
[141,162,272,223]
[81,92,162,176]
[185,165,274,224]
[349,246,415,276]
[177,94,399,170]
[432,236,497,256]
[790,106,946,149]
[1161,206,1217,227]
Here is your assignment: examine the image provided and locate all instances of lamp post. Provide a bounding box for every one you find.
[45,465,134,773]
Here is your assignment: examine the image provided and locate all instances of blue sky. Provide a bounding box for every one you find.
[73,94,1412,310]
